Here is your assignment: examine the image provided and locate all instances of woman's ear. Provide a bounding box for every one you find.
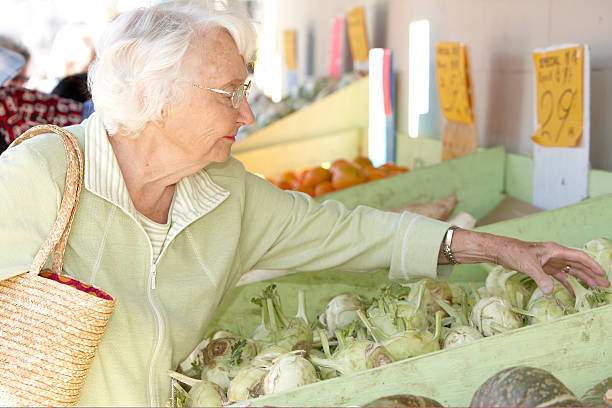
[149,105,169,130]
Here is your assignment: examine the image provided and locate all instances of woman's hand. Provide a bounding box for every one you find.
[443,229,610,295]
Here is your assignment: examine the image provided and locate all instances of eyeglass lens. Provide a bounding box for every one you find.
[232,82,251,108]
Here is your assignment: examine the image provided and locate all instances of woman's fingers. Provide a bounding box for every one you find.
[540,243,610,288]
[549,269,575,296]
[526,265,555,295]
[544,262,604,289]
[566,263,609,288]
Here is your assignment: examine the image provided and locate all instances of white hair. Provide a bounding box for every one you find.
[88,1,256,136]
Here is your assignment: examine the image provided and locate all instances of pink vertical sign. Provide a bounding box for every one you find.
[328,16,344,79]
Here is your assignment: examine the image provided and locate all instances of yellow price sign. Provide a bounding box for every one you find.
[532,46,583,147]
[283,30,297,70]
[346,6,369,63]
[435,42,473,123]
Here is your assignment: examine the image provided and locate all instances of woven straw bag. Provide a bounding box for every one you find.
[0,125,115,406]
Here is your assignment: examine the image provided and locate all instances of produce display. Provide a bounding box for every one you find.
[166,238,612,407]
[268,156,409,198]
[237,72,364,139]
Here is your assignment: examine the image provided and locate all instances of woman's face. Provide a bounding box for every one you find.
[162,28,254,165]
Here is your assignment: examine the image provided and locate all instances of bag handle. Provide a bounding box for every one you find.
[9,124,84,275]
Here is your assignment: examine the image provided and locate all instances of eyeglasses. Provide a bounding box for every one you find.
[192,80,251,108]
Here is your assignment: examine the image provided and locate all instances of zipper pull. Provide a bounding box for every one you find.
[151,263,157,290]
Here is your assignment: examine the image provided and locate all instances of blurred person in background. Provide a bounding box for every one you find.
[0,45,25,86]
[51,71,95,119]
[0,41,84,152]
[0,2,607,406]
[0,35,30,87]
[51,72,91,102]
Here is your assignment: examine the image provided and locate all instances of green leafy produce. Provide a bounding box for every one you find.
[261,352,319,395]
[442,325,483,348]
[251,344,290,366]
[583,238,612,280]
[470,296,523,337]
[167,371,227,407]
[198,336,258,390]
[226,365,267,402]
[525,297,567,325]
[252,285,313,352]
[309,330,394,375]
[406,279,453,316]
[318,294,363,337]
[358,309,442,361]
[470,366,581,407]
[485,265,537,308]
[528,282,575,314]
[307,348,338,380]
[567,276,610,312]
[165,380,190,407]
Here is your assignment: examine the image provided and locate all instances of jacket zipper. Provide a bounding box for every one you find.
[147,257,163,406]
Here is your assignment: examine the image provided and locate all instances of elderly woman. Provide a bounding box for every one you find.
[0,2,608,406]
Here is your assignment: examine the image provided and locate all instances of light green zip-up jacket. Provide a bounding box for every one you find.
[0,114,451,406]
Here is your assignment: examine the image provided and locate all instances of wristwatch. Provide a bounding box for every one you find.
[442,225,460,265]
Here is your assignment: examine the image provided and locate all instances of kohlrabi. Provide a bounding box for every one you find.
[226,365,267,402]
[318,294,363,337]
[168,371,227,407]
[261,352,319,395]
[470,296,523,336]
[485,265,536,308]
[308,330,394,376]
[358,309,442,361]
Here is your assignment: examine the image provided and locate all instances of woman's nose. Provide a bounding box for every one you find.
[238,98,255,126]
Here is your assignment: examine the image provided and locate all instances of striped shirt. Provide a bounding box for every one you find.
[84,113,230,262]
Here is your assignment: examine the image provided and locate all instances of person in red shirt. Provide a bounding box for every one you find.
[0,40,84,152]
[0,85,83,152]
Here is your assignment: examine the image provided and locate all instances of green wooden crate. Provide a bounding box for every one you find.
[312,146,506,221]
[209,192,612,407]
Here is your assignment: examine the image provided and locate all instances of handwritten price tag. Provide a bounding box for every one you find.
[532,46,583,147]
[435,42,473,124]
[347,6,369,63]
[283,30,297,70]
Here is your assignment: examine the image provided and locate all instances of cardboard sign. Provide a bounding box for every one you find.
[347,6,369,64]
[435,42,473,124]
[441,121,478,161]
[283,30,297,71]
[532,45,584,147]
[532,44,590,210]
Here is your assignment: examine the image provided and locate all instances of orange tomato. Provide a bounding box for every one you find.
[295,184,315,197]
[329,159,352,174]
[303,167,332,187]
[276,180,293,190]
[296,168,310,183]
[281,171,297,183]
[314,180,334,197]
[363,166,389,181]
[353,156,373,168]
[331,165,366,190]
[379,162,409,173]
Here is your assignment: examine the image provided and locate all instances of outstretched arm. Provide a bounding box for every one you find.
[439,228,610,295]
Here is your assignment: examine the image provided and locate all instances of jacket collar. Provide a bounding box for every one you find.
[83,113,230,231]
